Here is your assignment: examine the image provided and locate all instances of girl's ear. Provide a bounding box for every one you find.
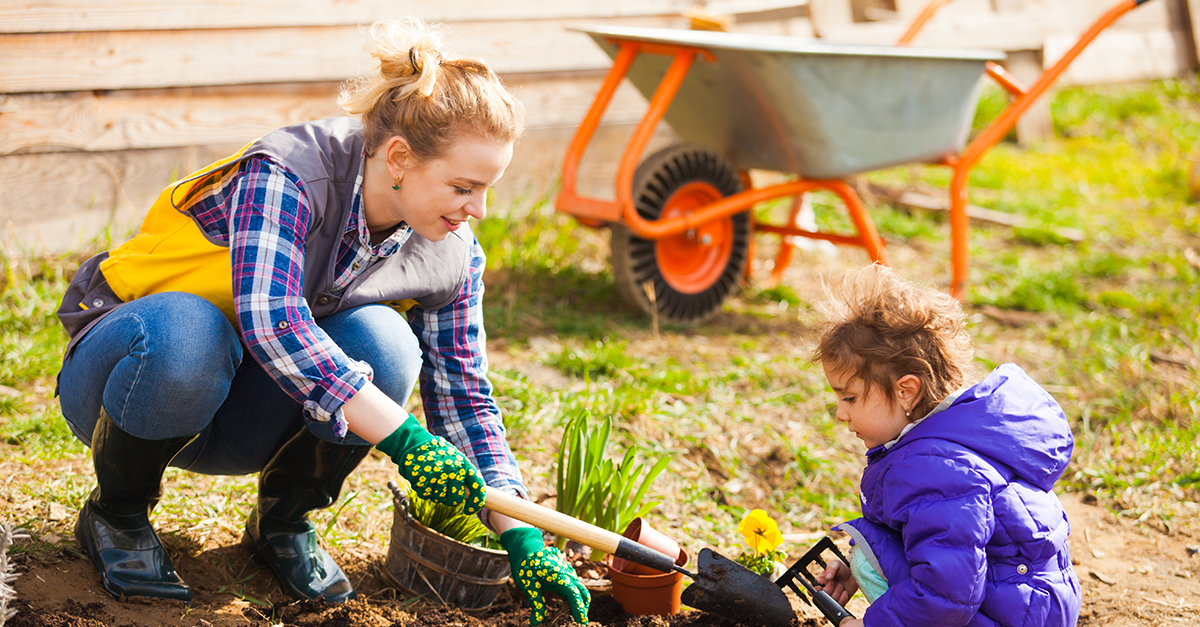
[896,374,922,413]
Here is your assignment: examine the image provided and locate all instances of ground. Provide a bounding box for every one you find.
[5,161,1200,624]
[7,473,1199,626]
[6,242,1200,625]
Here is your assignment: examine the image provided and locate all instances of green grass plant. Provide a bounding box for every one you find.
[552,411,672,557]
[400,483,494,548]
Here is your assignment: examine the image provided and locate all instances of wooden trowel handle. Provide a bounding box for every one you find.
[485,488,682,575]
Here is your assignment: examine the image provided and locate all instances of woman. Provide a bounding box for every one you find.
[55,18,588,626]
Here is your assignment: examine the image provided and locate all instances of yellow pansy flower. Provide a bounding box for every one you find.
[738,508,783,555]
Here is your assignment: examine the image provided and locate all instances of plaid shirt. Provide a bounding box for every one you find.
[186,154,524,496]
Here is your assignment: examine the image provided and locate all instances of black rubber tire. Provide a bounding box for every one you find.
[611,144,750,324]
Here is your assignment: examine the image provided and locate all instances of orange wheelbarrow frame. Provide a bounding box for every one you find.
[555,0,1152,300]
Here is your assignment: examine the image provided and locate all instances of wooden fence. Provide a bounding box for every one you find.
[1,0,1196,254]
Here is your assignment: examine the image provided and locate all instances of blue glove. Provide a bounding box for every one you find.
[500,527,590,625]
[376,414,486,515]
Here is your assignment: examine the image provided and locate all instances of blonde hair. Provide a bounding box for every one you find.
[338,18,525,160]
[812,264,976,421]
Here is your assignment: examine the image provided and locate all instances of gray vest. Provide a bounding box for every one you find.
[245,117,472,318]
[58,117,472,351]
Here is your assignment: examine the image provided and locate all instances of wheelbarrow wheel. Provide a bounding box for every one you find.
[611,144,749,324]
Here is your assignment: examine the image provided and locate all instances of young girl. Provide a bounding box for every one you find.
[812,264,1080,627]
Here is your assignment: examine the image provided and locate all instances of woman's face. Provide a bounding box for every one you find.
[822,361,913,450]
[374,133,513,241]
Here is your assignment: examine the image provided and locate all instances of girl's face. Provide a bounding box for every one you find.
[374,133,513,241]
[822,362,913,450]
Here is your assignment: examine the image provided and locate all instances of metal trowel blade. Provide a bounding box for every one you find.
[679,548,797,627]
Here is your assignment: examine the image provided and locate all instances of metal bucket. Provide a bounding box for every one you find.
[580,25,1005,179]
[383,484,511,613]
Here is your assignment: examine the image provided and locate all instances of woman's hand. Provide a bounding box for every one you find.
[499,527,591,625]
[345,383,486,513]
[838,619,864,627]
[374,413,486,514]
[815,558,858,607]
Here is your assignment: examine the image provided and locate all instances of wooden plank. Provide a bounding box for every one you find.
[820,14,1045,49]
[704,0,809,15]
[0,145,239,253]
[0,74,652,156]
[0,16,687,93]
[1039,0,1188,35]
[731,16,817,37]
[0,122,679,255]
[1044,28,1193,85]
[864,182,1085,241]
[893,0,992,20]
[0,0,692,33]
[808,0,854,37]
[1187,0,1200,66]
[1003,49,1053,145]
[823,0,1184,48]
[993,0,1029,13]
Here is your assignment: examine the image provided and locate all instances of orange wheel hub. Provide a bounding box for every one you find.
[655,182,735,294]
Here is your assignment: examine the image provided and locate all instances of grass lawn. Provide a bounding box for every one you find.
[2,77,1198,600]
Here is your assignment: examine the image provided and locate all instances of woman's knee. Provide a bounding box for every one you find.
[59,292,243,441]
[136,293,242,380]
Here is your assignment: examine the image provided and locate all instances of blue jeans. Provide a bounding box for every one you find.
[57,292,422,475]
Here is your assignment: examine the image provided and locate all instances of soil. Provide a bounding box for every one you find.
[6,494,1199,626]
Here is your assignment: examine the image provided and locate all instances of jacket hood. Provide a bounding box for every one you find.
[897,363,1073,491]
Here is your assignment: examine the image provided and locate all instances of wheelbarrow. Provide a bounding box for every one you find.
[555,0,1157,322]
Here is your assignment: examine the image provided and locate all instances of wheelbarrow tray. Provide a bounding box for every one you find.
[578,25,1005,179]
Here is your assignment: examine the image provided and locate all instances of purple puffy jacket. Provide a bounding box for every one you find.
[838,363,1081,627]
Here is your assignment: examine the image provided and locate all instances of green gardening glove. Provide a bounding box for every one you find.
[376,414,486,515]
[500,527,590,625]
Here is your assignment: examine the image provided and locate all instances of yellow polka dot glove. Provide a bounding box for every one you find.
[500,527,590,625]
[377,414,486,515]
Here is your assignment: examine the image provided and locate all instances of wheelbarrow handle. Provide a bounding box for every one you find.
[484,488,684,575]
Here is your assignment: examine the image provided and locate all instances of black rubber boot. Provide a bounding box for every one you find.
[74,410,196,602]
[242,427,371,602]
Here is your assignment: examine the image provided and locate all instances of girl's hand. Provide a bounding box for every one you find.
[815,558,858,607]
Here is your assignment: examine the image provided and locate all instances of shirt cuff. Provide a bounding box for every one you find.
[478,480,530,530]
[302,358,373,438]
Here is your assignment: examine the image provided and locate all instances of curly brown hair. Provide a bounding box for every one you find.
[812,264,976,421]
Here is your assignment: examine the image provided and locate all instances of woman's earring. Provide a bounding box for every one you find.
[391,176,401,191]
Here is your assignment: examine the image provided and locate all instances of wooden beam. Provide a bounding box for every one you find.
[0,0,692,33]
[0,16,687,93]
[0,144,239,254]
[1001,49,1054,146]
[1182,0,1200,66]
[0,122,679,255]
[864,182,1085,242]
[0,74,653,156]
[808,0,854,37]
[1044,28,1193,86]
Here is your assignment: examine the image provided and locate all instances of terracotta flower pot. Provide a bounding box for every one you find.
[607,546,689,616]
[609,517,682,576]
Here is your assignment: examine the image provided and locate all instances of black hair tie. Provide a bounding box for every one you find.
[409,48,420,75]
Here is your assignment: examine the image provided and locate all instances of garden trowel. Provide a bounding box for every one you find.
[485,489,797,627]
